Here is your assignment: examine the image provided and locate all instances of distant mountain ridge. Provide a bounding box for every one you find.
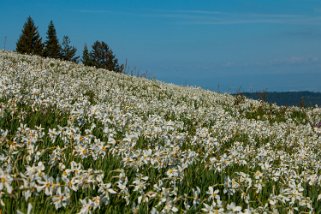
[238,91,321,107]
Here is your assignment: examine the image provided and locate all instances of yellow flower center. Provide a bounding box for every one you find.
[0,177,6,183]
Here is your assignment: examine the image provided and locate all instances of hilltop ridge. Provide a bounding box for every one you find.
[239,91,321,107]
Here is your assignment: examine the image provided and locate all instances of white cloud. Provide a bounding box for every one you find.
[166,10,321,25]
[270,56,321,65]
[211,56,321,70]
[75,8,321,25]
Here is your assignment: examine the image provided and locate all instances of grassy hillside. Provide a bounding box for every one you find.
[0,50,321,213]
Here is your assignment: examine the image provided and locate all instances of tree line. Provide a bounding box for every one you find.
[16,16,123,73]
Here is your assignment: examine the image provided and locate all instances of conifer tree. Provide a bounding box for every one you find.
[16,16,43,56]
[82,44,92,66]
[90,41,123,73]
[60,35,79,62]
[44,21,61,58]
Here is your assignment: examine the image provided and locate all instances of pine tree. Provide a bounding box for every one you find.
[16,16,43,56]
[90,41,123,73]
[44,21,61,58]
[82,44,92,66]
[60,35,79,62]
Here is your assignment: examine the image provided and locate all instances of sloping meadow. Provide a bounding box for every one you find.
[0,50,321,213]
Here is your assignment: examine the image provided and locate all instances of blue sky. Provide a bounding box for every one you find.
[1,0,321,92]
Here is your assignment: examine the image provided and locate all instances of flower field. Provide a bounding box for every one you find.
[0,50,321,213]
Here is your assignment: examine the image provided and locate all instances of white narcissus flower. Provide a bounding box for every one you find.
[36,175,55,196]
[166,168,179,178]
[98,183,117,205]
[227,202,242,213]
[0,168,13,194]
[78,198,93,214]
[27,203,33,214]
[202,203,214,213]
[254,170,263,179]
[202,202,225,214]
[206,186,220,202]
[52,187,69,209]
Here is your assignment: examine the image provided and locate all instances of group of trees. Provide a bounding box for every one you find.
[82,41,124,73]
[16,17,78,62]
[16,16,123,72]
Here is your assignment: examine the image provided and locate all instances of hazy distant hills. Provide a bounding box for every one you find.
[239,91,321,107]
